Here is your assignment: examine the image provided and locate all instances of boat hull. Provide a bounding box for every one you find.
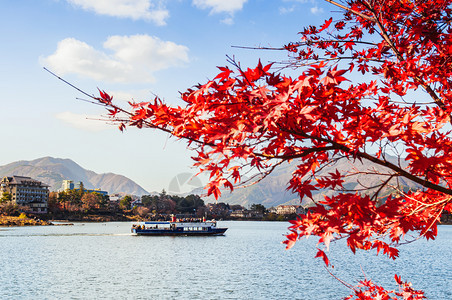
[132,228,227,236]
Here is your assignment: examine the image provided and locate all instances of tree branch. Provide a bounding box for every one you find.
[323,0,375,22]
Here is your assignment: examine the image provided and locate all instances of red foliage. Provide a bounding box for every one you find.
[344,274,425,300]
[86,0,452,298]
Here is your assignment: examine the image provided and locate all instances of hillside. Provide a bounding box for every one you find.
[0,157,149,196]
[198,155,419,208]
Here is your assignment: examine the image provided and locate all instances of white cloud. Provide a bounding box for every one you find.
[192,0,247,14]
[41,35,189,83]
[104,89,155,103]
[67,0,169,25]
[56,111,113,132]
[279,6,295,14]
[310,6,324,15]
[280,1,324,15]
[220,17,234,25]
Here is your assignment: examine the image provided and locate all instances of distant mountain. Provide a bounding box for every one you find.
[197,155,419,208]
[0,157,149,196]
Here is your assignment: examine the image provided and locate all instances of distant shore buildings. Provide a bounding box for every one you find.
[0,176,49,213]
[273,205,306,215]
[61,180,108,196]
[207,202,308,220]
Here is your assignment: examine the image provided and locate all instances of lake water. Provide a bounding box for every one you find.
[0,221,450,299]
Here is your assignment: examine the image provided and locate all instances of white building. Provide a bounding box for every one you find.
[275,205,305,215]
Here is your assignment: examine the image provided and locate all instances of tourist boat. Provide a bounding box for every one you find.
[131,218,227,236]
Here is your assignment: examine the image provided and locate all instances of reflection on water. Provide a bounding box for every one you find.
[0,222,450,299]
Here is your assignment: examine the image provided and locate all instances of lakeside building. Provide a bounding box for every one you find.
[230,209,249,218]
[61,180,108,196]
[275,205,306,215]
[108,194,121,203]
[230,209,264,219]
[0,176,49,213]
[131,198,143,207]
[61,180,81,191]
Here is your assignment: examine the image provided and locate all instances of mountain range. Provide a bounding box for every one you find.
[200,155,418,208]
[0,156,418,208]
[0,157,149,196]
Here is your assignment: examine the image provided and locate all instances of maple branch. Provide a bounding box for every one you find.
[44,68,95,100]
[323,0,375,22]
[234,160,285,189]
[370,174,396,201]
[226,55,255,88]
[258,146,337,159]
[355,151,452,196]
[403,193,450,215]
[232,39,379,50]
[324,266,356,291]
[75,97,108,107]
[280,56,386,68]
[346,170,395,177]
[283,127,452,196]
[366,5,452,123]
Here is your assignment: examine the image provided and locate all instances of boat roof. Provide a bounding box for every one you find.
[142,221,171,225]
[136,221,216,226]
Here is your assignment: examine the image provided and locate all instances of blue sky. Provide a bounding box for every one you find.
[0,0,332,193]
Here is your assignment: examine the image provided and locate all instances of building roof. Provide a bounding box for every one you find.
[2,175,49,187]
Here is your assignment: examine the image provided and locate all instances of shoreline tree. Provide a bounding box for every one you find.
[55,0,451,298]
[0,192,12,203]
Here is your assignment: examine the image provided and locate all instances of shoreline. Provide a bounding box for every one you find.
[0,215,52,227]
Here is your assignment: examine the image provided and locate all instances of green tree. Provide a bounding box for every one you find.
[250,204,267,214]
[185,194,205,209]
[141,194,155,207]
[263,212,278,221]
[207,202,230,219]
[58,190,82,210]
[141,194,160,210]
[57,190,68,210]
[120,195,132,210]
[100,194,109,209]
[76,182,85,200]
[47,191,60,213]
[0,192,12,203]
[158,198,176,214]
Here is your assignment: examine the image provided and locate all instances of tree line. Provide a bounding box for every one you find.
[2,187,278,221]
[46,188,270,220]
